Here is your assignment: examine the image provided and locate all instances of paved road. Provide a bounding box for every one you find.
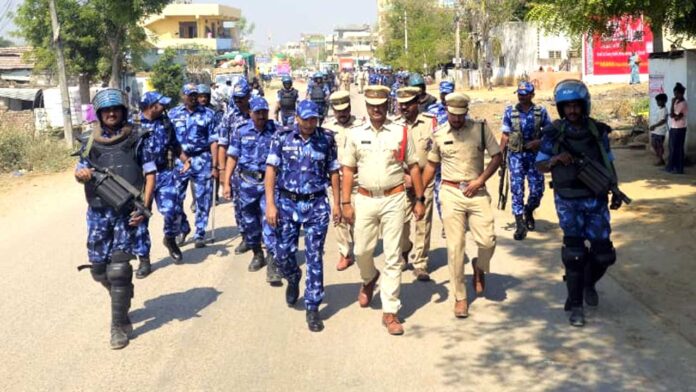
[1,87,695,391]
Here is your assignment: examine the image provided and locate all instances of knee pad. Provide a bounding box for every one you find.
[90,263,108,285]
[107,258,133,287]
[590,239,616,266]
[111,250,135,264]
[562,236,586,271]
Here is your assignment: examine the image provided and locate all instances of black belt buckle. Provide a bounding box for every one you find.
[242,170,264,181]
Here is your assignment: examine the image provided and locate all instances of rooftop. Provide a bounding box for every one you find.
[0,47,34,71]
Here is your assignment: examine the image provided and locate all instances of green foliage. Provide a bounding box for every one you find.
[0,36,15,47]
[182,45,217,73]
[0,129,73,173]
[237,15,256,51]
[527,0,696,44]
[633,97,650,114]
[288,56,306,70]
[150,48,185,107]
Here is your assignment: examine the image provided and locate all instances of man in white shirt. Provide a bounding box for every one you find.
[649,93,668,166]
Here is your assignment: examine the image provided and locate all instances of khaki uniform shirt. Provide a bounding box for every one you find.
[427,119,501,182]
[342,119,418,191]
[326,116,361,186]
[401,113,437,169]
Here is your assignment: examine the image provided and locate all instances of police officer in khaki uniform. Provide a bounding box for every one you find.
[341,85,426,336]
[396,87,437,281]
[325,91,362,271]
[422,93,502,318]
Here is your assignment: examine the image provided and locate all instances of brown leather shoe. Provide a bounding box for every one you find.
[382,313,404,335]
[400,244,412,271]
[473,259,485,295]
[454,300,469,318]
[413,268,430,281]
[357,271,380,307]
[336,255,354,271]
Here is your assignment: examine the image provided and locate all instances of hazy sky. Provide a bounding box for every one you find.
[0,0,378,47]
[195,0,378,49]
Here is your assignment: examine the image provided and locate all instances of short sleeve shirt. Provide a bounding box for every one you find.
[228,120,277,173]
[342,120,418,191]
[405,114,437,169]
[168,104,216,154]
[428,120,501,182]
[266,127,340,194]
[671,100,688,129]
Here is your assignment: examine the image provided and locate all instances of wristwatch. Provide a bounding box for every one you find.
[416,196,426,204]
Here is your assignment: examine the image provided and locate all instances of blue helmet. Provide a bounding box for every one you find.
[197,84,212,95]
[281,75,293,84]
[408,73,425,87]
[313,72,324,79]
[93,88,127,112]
[554,79,591,118]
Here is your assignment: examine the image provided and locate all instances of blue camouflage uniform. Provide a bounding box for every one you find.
[368,71,379,86]
[79,125,156,264]
[502,86,552,216]
[266,101,339,311]
[536,119,614,241]
[169,84,217,241]
[229,97,278,254]
[134,92,180,257]
[426,80,456,221]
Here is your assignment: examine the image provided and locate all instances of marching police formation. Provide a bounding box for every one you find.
[76,74,627,349]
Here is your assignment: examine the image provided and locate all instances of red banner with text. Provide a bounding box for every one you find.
[584,16,653,76]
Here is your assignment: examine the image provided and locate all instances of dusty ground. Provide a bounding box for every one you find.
[0,83,694,390]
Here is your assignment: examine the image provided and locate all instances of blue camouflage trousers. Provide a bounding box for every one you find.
[509,152,545,216]
[238,175,276,254]
[133,169,183,256]
[275,194,330,311]
[554,194,611,241]
[86,207,135,264]
[176,153,213,240]
[231,173,245,238]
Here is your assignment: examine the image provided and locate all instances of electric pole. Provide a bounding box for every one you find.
[455,12,461,68]
[48,0,74,148]
[404,11,408,54]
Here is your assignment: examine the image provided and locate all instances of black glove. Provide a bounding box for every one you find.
[610,191,623,210]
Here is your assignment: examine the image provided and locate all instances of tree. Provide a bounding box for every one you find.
[527,0,696,52]
[236,15,255,51]
[288,56,306,71]
[376,0,459,72]
[88,0,172,88]
[150,48,184,107]
[458,0,519,65]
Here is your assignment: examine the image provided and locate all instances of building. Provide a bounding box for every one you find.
[0,47,34,85]
[328,24,376,64]
[283,41,303,58]
[141,3,241,51]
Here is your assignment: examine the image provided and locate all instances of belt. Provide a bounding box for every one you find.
[442,179,486,192]
[240,169,264,181]
[357,184,405,198]
[279,189,326,202]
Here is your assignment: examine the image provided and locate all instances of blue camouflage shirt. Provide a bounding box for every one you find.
[140,115,180,169]
[427,102,448,125]
[217,106,250,147]
[168,104,216,155]
[228,119,278,173]
[266,126,340,194]
[536,119,614,164]
[501,104,552,141]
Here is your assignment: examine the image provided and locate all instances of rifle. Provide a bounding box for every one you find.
[497,147,509,210]
[559,140,632,208]
[82,156,152,219]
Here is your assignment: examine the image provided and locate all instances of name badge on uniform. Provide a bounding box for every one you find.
[361,140,371,145]
[282,146,298,152]
[242,136,256,142]
[444,141,454,145]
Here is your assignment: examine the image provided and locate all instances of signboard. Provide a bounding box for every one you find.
[649,75,664,96]
[584,16,653,76]
[276,60,291,75]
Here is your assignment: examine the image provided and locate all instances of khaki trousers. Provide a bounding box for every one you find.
[440,185,496,301]
[400,181,435,270]
[328,187,356,258]
[354,191,407,314]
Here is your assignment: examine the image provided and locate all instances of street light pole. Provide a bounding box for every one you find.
[48,0,74,148]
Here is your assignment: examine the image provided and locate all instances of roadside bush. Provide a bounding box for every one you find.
[0,128,73,173]
[632,97,650,115]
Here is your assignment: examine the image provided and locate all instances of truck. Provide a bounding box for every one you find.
[213,51,256,85]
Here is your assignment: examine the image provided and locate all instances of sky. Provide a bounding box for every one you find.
[196,0,377,50]
[0,0,378,47]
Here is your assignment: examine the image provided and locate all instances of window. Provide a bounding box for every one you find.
[548,50,562,59]
[179,22,198,39]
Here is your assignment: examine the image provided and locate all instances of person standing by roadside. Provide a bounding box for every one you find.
[666,83,688,174]
[649,93,669,166]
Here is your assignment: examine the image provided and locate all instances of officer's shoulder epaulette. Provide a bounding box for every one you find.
[433,122,449,134]
[420,111,435,119]
[350,117,365,128]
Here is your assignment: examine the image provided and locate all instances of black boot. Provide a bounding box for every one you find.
[513,214,527,240]
[266,254,283,287]
[524,207,536,231]
[565,269,585,327]
[235,240,251,255]
[163,237,182,262]
[584,263,607,307]
[135,256,151,279]
[306,310,324,332]
[286,278,300,307]
[248,247,266,272]
[177,231,189,246]
[107,254,134,349]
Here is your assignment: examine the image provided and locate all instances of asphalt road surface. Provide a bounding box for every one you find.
[1,87,694,391]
